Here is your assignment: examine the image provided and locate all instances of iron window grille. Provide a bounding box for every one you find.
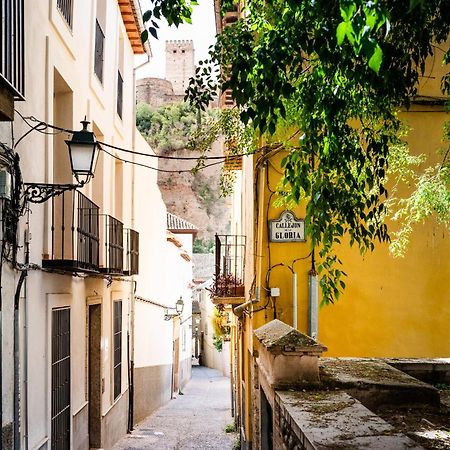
[214,234,246,297]
[51,307,71,450]
[124,228,139,275]
[94,20,105,83]
[117,70,123,118]
[56,0,73,28]
[100,214,124,274]
[43,190,100,272]
[113,301,122,400]
[0,0,25,99]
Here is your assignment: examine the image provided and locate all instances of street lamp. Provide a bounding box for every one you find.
[24,118,99,203]
[65,119,98,181]
[164,296,184,320]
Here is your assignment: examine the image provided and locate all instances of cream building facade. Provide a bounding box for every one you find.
[1,1,194,449]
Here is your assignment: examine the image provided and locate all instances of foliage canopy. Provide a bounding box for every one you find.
[142,0,450,305]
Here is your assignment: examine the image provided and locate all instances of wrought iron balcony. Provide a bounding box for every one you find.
[100,215,124,274]
[43,191,100,272]
[0,0,25,100]
[124,228,139,276]
[212,234,246,305]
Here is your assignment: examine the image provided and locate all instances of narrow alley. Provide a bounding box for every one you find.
[113,367,237,450]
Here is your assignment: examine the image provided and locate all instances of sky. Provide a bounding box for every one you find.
[136,0,217,80]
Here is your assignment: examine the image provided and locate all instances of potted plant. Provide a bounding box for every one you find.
[208,272,245,297]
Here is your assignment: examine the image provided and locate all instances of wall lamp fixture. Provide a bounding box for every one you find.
[164,297,184,321]
[24,119,99,203]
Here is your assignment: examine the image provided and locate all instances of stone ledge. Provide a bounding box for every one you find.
[254,319,327,355]
[320,358,440,408]
[275,390,424,450]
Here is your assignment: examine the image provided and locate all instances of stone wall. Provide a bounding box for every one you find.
[165,40,195,95]
[136,78,184,108]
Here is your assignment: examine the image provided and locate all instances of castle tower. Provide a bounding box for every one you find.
[165,40,195,96]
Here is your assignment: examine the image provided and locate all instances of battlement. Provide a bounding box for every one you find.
[166,40,194,50]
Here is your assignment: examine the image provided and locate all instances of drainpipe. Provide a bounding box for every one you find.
[126,51,150,433]
[308,248,318,339]
[0,240,4,450]
[292,272,298,329]
[14,270,26,450]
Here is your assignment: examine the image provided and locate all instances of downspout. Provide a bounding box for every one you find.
[127,49,150,433]
[307,153,318,339]
[0,238,4,450]
[308,250,318,339]
[14,270,27,450]
[292,272,298,329]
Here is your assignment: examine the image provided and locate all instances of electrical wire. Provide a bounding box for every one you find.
[15,111,259,161]
[100,146,226,173]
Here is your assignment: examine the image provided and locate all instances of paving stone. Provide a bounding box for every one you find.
[113,366,237,450]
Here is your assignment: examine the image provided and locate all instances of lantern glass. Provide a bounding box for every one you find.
[176,297,184,314]
[68,142,97,176]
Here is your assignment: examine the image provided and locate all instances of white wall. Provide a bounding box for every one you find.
[9,0,152,448]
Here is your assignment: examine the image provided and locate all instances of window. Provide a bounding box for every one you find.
[116,70,123,118]
[0,0,25,100]
[116,33,124,118]
[57,0,73,28]
[94,0,106,83]
[94,20,105,82]
[113,301,122,400]
[51,308,71,450]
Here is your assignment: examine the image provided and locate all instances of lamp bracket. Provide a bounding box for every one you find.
[24,182,85,204]
[164,308,180,321]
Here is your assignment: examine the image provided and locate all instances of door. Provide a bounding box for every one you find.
[51,307,71,450]
[88,304,102,447]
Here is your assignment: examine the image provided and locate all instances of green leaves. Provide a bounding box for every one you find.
[181,0,450,305]
[141,0,198,43]
[368,43,383,73]
[336,0,388,73]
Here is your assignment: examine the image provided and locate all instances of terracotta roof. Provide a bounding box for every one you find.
[167,212,198,234]
[166,230,182,247]
[118,0,149,55]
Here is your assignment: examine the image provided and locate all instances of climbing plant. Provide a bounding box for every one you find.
[141,0,450,305]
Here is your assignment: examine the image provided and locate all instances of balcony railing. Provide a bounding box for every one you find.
[100,215,124,274]
[94,20,105,83]
[57,0,73,28]
[43,191,100,272]
[212,234,246,304]
[117,70,123,119]
[124,228,139,275]
[0,0,25,99]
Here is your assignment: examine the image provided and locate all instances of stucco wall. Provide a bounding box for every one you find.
[3,0,165,448]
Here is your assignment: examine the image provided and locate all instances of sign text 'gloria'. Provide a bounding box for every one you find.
[269,210,306,243]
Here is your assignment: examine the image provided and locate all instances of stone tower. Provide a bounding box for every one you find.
[165,40,195,96]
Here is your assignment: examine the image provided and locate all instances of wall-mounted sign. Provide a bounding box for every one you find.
[269,210,306,243]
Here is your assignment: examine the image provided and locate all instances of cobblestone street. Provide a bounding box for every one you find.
[113,366,237,450]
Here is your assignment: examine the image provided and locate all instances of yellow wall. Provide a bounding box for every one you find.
[229,49,450,450]
[236,107,450,357]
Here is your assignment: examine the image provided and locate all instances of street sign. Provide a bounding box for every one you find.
[269,210,306,243]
